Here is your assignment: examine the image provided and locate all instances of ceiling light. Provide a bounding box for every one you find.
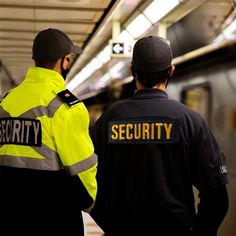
[119,30,134,42]
[110,61,126,78]
[223,18,236,37]
[126,14,152,38]
[89,58,103,70]
[143,0,180,24]
[93,73,111,90]
[66,66,92,91]
[214,18,236,42]
[96,45,111,64]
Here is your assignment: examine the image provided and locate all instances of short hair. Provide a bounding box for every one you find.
[34,60,57,70]
[132,66,171,88]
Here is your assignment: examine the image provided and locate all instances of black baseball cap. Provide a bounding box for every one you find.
[132,36,173,72]
[32,28,82,62]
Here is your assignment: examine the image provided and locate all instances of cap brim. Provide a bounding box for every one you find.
[71,45,83,55]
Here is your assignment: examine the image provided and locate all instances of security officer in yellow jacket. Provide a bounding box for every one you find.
[0,28,97,236]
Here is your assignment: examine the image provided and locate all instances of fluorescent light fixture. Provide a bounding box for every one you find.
[89,58,103,70]
[94,73,111,89]
[126,14,152,38]
[96,45,111,64]
[213,34,224,42]
[143,0,180,24]
[110,61,126,78]
[214,18,236,42]
[66,66,93,91]
[66,74,82,91]
[67,44,111,91]
[223,18,236,37]
[119,30,134,42]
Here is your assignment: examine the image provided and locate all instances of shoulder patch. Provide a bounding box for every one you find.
[220,165,227,174]
[108,117,180,144]
[57,89,80,107]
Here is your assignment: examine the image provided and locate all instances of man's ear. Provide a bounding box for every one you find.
[165,65,175,88]
[170,65,175,77]
[130,65,139,90]
[62,56,68,70]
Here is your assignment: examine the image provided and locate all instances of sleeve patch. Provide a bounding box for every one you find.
[0,118,42,146]
[108,118,180,144]
[220,165,227,174]
[57,89,80,107]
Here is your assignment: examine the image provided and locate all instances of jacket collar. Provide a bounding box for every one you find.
[24,67,65,93]
[133,88,168,100]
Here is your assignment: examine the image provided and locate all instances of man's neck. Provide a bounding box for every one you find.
[136,80,166,91]
[153,83,166,91]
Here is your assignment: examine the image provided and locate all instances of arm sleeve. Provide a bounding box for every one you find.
[90,115,110,231]
[191,117,228,191]
[190,117,228,234]
[193,185,229,235]
[52,102,97,204]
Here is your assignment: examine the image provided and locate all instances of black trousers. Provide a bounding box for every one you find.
[0,167,85,236]
[0,210,84,236]
[103,213,193,236]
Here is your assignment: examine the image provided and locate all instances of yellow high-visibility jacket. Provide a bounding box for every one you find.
[0,67,97,235]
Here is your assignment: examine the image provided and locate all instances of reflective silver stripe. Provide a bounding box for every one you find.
[20,96,63,118]
[0,107,11,148]
[0,154,63,171]
[0,96,62,119]
[0,95,95,174]
[21,98,63,161]
[0,96,63,160]
[33,143,61,162]
[0,96,64,169]
[64,153,98,176]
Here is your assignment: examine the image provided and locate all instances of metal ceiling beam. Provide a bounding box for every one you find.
[0,3,105,11]
[0,18,96,25]
[0,51,31,54]
[0,54,31,58]
[0,28,89,35]
[0,45,31,48]
[0,37,34,41]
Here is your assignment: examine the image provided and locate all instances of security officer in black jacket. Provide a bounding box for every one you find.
[91,36,228,235]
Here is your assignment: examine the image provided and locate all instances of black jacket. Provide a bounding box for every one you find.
[91,89,228,235]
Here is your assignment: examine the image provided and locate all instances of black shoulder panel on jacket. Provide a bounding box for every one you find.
[57,89,81,107]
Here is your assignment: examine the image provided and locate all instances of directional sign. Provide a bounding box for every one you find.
[110,41,134,58]
[112,43,124,54]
